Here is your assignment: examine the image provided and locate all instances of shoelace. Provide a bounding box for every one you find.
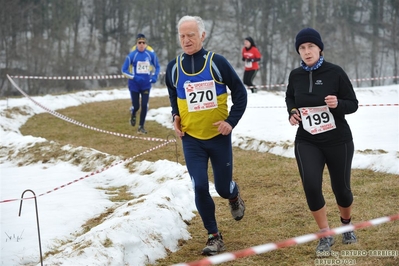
[343,231,355,240]
[230,196,241,210]
[319,237,331,246]
[207,235,219,245]
[230,200,239,210]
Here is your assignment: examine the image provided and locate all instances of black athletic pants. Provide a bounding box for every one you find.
[294,140,354,211]
[243,70,258,93]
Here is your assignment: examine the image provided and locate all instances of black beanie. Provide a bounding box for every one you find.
[136,33,146,41]
[295,28,323,54]
[245,36,256,47]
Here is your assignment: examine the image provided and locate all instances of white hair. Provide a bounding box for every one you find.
[177,15,205,36]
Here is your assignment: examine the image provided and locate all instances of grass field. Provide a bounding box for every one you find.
[19,95,399,266]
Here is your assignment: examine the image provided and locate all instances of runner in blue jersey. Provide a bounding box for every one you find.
[121,33,160,134]
[165,15,247,256]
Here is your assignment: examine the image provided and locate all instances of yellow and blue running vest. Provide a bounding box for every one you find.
[129,45,155,74]
[175,52,228,140]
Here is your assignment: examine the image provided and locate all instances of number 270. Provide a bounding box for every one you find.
[189,90,214,103]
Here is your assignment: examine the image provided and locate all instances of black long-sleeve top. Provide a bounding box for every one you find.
[285,61,358,146]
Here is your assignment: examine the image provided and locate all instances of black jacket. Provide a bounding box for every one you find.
[285,61,358,146]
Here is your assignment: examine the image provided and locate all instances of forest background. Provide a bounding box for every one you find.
[1,0,398,96]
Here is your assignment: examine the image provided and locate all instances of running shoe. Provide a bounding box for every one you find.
[130,114,136,127]
[201,233,225,256]
[229,185,245,221]
[342,231,357,244]
[137,126,147,134]
[316,236,334,256]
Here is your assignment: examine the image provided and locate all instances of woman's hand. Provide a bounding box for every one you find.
[325,95,339,108]
[289,109,301,126]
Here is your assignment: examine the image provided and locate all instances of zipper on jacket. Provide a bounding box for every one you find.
[309,71,313,93]
[191,55,195,74]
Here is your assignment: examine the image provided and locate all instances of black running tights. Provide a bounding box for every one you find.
[294,141,354,211]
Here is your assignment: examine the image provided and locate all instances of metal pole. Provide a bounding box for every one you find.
[167,134,179,164]
[19,189,43,266]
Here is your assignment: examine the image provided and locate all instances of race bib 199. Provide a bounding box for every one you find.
[184,80,218,112]
[299,105,336,135]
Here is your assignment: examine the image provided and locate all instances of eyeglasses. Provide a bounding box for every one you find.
[137,41,146,44]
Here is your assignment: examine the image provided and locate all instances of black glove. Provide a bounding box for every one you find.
[290,108,298,118]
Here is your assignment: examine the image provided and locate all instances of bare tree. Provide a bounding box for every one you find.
[1,0,398,96]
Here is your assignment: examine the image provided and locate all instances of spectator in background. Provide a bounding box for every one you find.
[242,36,261,93]
[121,33,160,134]
[285,27,359,256]
[165,15,247,256]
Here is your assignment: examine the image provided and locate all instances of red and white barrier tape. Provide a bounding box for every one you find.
[8,73,165,80]
[3,75,397,204]
[246,76,399,89]
[357,103,398,107]
[173,213,399,266]
[6,75,173,143]
[8,75,125,80]
[0,140,171,204]
[350,75,399,82]
[2,75,177,204]
[247,103,398,109]
[8,74,398,88]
